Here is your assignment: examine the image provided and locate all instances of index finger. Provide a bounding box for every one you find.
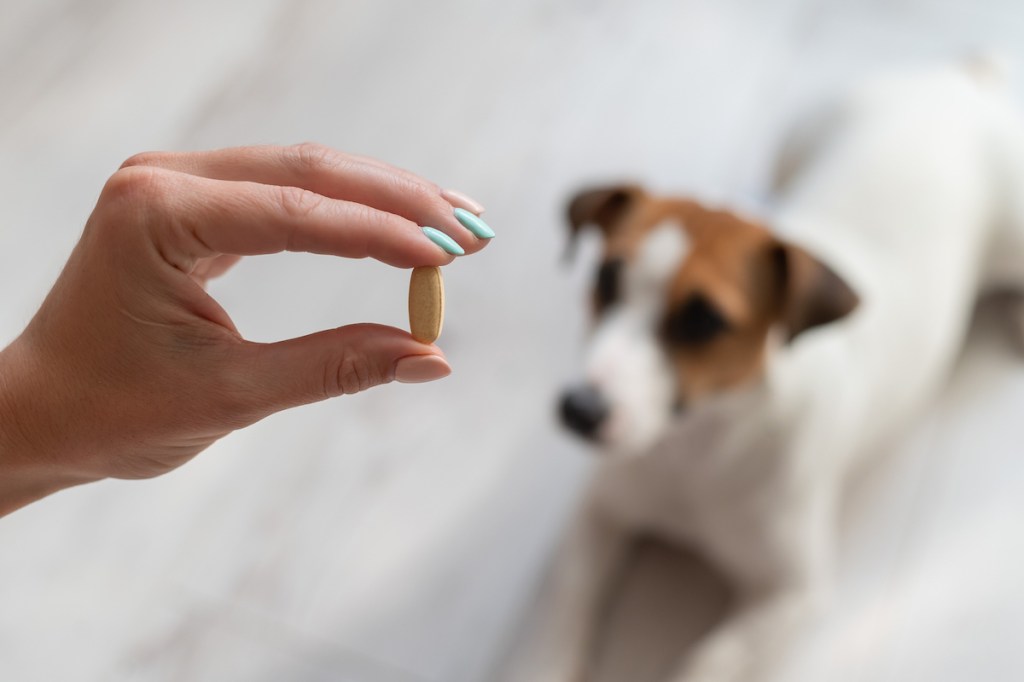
[121,144,492,256]
[101,166,458,270]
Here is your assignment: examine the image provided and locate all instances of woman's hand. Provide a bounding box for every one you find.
[0,144,491,515]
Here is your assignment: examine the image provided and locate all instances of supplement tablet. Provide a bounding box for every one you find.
[409,266,444,343]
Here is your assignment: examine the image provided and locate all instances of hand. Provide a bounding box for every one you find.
[0,144,491,515]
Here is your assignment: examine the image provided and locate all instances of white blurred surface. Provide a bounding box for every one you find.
[1,1,1024,681]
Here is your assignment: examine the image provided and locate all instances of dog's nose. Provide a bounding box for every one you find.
[559,385,609,440]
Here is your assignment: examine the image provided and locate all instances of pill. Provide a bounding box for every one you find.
[409,266,445,343]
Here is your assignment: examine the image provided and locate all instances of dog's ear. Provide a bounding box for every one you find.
[565,185,643,259]
[771,240,859,342]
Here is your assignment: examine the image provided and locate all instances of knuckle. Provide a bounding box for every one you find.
[289,142,343,176]
[373,156,439,192]
[323,352,383,398]
[119,151,164,170]
[380,173,451,227]
[100,166,169,209]
[396,174,438,206]
[277,184,325,220]
[349,200,386,230]
[351,205,407,254]
[368,160,442,210]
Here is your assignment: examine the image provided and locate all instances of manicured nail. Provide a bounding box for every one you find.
[394,355,452,383]
[454,207,495,239]
[441,188,486,215]
[421,227,465,256]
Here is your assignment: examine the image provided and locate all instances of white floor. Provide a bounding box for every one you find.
[2,1,1024,680]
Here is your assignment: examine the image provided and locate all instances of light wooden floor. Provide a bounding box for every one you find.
[2,1,1024,680]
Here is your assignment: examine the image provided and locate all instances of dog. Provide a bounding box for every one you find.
[509,57,1024,682]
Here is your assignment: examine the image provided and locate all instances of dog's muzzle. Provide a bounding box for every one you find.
[559,385,609,441]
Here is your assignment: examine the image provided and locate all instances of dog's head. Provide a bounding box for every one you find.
[559,185,859,455]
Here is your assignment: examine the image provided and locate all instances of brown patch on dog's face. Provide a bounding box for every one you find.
[568,185,858,410]
[658,207,785,404]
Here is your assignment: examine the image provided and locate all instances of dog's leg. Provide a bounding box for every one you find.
[988,206,1024,354]
[665,586,823,682]
[984,110,1024,351]
[664,490,835,682]
[507,502,630,682]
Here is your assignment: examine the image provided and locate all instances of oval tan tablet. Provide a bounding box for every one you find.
[409,266,445,343]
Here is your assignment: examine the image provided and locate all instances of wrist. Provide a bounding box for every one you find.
[0,338,97,516]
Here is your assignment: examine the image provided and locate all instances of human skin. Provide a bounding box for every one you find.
[0,144,489,516]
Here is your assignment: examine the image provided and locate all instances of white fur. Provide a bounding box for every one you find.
[510,60,1024,682]
[585,222,690,453]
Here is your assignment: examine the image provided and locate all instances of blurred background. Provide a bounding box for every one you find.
[3,0,1024,680]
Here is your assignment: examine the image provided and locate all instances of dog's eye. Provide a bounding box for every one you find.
[595,258,623,311]
[662,295,730,347]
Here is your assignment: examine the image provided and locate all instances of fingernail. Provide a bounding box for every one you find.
[441,188,486,215]
[421,227,465,256]
[454,208,495,239]
[394,354,452,383]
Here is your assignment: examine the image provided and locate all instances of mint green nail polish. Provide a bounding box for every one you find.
[421,227,465,255]
[454,207,495,239]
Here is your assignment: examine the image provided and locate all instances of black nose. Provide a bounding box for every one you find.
[559,386,609,440]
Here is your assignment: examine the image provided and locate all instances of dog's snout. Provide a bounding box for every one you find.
[560,386,609,440]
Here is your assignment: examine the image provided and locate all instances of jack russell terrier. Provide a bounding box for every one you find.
[510,58,1024,682]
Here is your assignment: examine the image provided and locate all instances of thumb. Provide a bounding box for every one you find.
[237,323,451,414]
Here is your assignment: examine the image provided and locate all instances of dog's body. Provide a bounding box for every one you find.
[512,60,1024,682]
